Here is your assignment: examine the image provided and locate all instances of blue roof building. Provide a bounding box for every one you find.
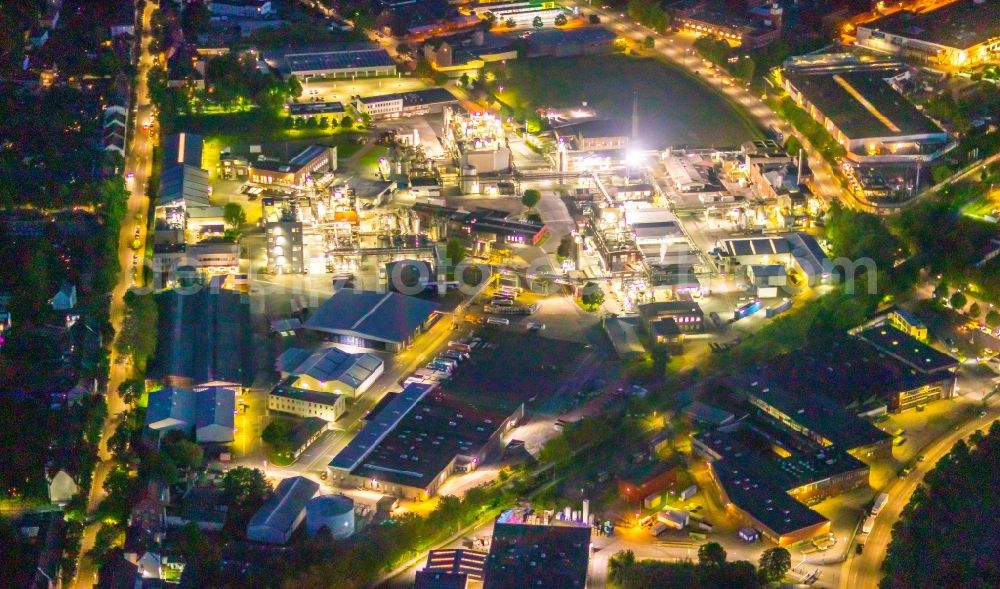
[303,289,440,352]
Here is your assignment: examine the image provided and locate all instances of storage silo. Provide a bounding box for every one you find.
[305,494,355,539]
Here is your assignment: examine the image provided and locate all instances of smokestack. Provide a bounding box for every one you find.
[631,92,639,141]
[797,148,804,186]
[582,499,590,524]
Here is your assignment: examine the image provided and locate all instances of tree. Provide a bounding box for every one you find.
[446,237,467,268]
[608,550,636,585]
[341,115,354,128]
[784,135,803,156]
[286,74,302,98]
[931,164,953,185]
[557,234,574,259]
[969,302,982,319]
[758,547,791,583]
[117,378,145,405]
[532,15,543,28]
[698,542,727,569]
[222,467,271,533]
[950,291,967,310]
[521,188,541,209]
[506,17,516,28]
[223,202,247,233]
[161,430,204,471]
[580,282,605,308]
[554,13,567,26]
[589,14,600,24]
[643,35,655,49]
[934,279,950,301]
[987,310,1000,328]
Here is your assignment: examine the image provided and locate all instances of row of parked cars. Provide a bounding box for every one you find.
[403,340,474,386]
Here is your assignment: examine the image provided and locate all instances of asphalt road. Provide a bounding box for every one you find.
[72,2,157,586]
[839,405,1000,589]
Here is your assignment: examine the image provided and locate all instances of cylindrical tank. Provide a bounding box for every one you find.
[306,495,355,539]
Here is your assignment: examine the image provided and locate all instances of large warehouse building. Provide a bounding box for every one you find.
[855,0,1000,67]
[263,44,396,80]
[303,289,440,352]
[783,65,953,163]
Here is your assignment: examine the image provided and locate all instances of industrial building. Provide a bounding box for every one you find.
[443,109,511,173]
[354,88,458,119]
[248,144,337,187]
[718,232,831,287]
[144,386,236,444]
[209,0,275,18]
[151,240,241,281]
[150,286,254,388]
[303,289,441,352]
[267,384,346,422]
[162,133,205,170]
[638,301,705,335]
[247,476,319,545]
[305,494,355,539]
[329,386,516,499]
[523,26,616,58]
[265,217,304,275]
[483,521,591,589]
[456,207,548,246]
[759,330,957,415]
[277,345,384,397]
[479,1,569,28]
[554,118,631,152]
[782,64,953,163]
[287,101,346,121]
[693,396,873,547]
[855,0,1000,67]
[263,45,396,80]
[422,549,486,582]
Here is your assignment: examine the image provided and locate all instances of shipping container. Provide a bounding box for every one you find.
[765,298,793,318]
[733,299,761,321]
[680,485,698,501]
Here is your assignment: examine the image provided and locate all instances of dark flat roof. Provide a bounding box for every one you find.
[162,133,204,169]
[524,26,616,46]
[785,71,943,139]
[358,87,457,107]
[857,325,957,374]
[288,101,345,116]
[303,289,440,345]
[711,459,829,537]
[328,383,433,471]
[862,1,1000,50]
[285,48,394,73]
[151,288,253,386]
[762,336,954,409]
[484,523,591,589]
[737,376,891,451]
[349,389,509,488]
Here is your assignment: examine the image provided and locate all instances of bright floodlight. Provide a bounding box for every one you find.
[625,149,644,166]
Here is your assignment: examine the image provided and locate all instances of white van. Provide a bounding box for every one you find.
[487,317,510,326]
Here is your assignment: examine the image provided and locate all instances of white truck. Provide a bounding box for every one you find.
[862,514,877,535]
[871,492,889,517]
[650,522,668,537]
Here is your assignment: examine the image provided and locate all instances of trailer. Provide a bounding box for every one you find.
[862,514,876,535]
[650,522,668,537]
[680,485,698,501]
[657,508,689,530]
[871,492,889,517]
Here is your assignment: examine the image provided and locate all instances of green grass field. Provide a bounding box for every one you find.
[494,54,759,148]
